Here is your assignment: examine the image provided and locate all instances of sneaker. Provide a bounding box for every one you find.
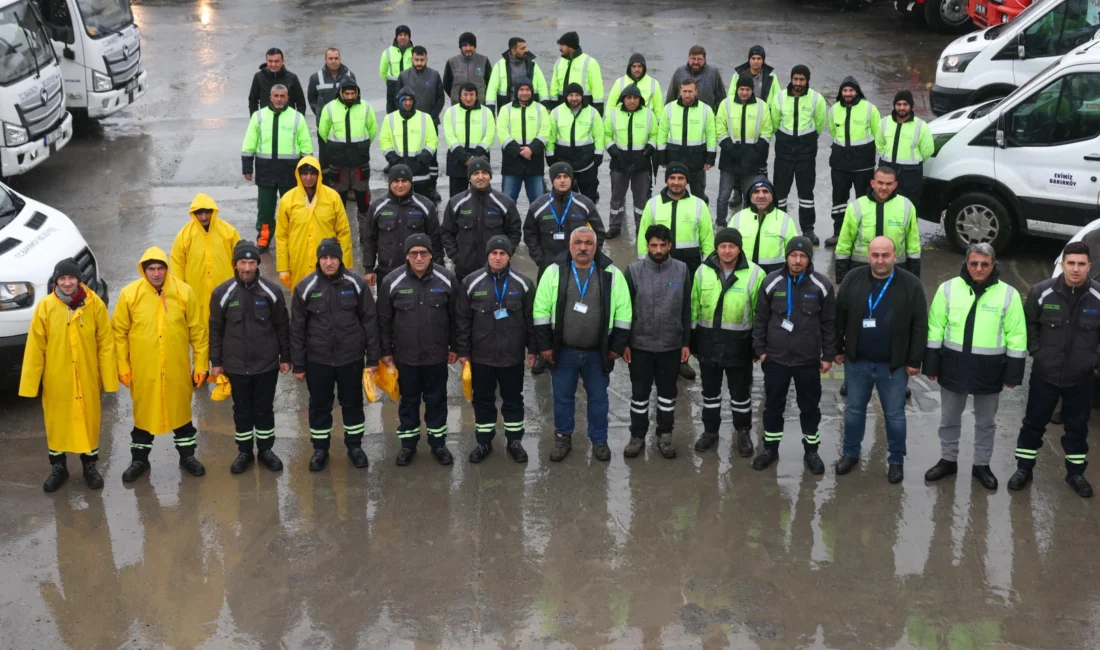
[694,432,719,452]
[258,449,283,471]
[506,440,529,463]
[43,464,68,492]
[1066,474,1094,498]
[179,456,206,477]
[623,437,646,458]
[549,433,572,462]
[657,434,676,459]
[230,453,254,474]
[592,443,612,462]
[431,447,454,466]
[81,461,104,490]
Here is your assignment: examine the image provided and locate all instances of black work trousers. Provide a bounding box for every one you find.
[830,168,874,235]
[472,362,526,444]
[700,362,753,434]
[573,166,600,204]
[396,362,449,449]
[130,422,198,462]
[687,169,708,204]
[306,360,365,451]
[761,359,822,451]
[1016,372,1091,475]
[227,370,279,454]
[449,176,470,197]
[774,156,817,234]
[628,348,681,437]
[609,169,651,232]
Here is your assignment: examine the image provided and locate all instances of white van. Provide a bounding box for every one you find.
[0,180,105,383]
[930,0,1100,116]
[922,39,1100,252]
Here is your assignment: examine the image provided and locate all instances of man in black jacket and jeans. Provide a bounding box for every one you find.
[834,236,926,484]
[1009,241,1100,497]
[209,241,292,474]
[751,236,836,475]
[290,239,379,472]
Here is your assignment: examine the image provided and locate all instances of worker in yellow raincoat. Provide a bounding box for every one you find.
[112,247,209,483]
[275,156,353,289]
[169,193,241,326]
[19,259,118,492]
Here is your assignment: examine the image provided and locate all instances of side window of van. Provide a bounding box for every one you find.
[1008,73,1100,146]
[1024,0,1100,58]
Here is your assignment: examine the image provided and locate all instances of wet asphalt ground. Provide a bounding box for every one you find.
[1,1,1096,648]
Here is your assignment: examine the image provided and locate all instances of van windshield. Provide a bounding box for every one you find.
[75,0,132,38]
[0,1,55,86]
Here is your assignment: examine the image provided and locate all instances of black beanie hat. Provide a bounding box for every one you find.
[665,161,690,180]
[468,157,492,176]
[513,76,533,93]
[405,233,433,254]
[736,74,754,91]
[233,240,261,264]
[557,31,580,50]
[396,25,411,37]
[748,45,766,60]
[714,228,743,249]
[459,31,476,47]
[486,235,513,257]
[563,82,584,98]
[894,89,915,107]
[786,236,813,258]
[317,237,342,261]
[388,164,413,183]
[791,64,811,81]
[53,258,82,281]
[549,161,574,179]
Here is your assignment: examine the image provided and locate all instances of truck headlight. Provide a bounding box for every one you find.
[92,71,113,92]
[0,282,34,310]
[3,123,28,147]
[932,132,957,156]
[942,53,978,73]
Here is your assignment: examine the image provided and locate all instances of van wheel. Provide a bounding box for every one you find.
[925,0,974,34]
[944,192,1015,253]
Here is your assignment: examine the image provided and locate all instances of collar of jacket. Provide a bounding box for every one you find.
[565,250,612,272]
[1057,276,1090,296]
[325,64,348,79]
[891,111,913,123]
[704,251,748,274]
[483,264,511,280]
[460,101,482,111]
[399,108,416,119]
[392,39,412,50]
[642,254,672,271]
[735,61,774,77]
[780,262,815,279]
[734,92,757,105]
[865,187,899,204]
[501,50,536,62]
[660,187,691,204]
[315,264,347,281]
[404,261,440,280]
[564,48,583,60]
[389,190,417,204]
[234,269,262,289]
[471,184,493,197]
[260,63,288,79]
[960,263,1000,292]
[676,98,697,109]
[551,189,573,204]
[510,98,533,108]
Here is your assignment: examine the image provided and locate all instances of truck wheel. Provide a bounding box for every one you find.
[944,192,1015,253]
[925,0,974,34]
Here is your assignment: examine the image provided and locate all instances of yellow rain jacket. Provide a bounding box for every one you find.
[113,247,209,433]
[169,193,241,326]
[275,156,354,287]
[18,286,119,454]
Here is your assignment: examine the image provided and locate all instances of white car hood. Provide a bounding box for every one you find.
[930,100,1000,135]
[940,29,995,58]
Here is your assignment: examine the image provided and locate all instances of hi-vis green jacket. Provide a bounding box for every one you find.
[690,252,764,367]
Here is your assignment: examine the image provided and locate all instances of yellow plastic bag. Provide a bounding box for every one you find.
[363,367,379,403]
[211,374,232,401]
[462,361,473,402]
[375,362,400,402]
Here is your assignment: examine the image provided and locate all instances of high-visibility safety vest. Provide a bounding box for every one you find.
[657,101,716,169]
[835,194,920,265]
[604,105,658,150]
[605,75,664,115]
[379,110,439,182]
[877,115,934,166]
[318,99,379,168]
[636,193,714,270]
[378,44,413,83]
[729,207,800,272]
[773,88,827,138]
[547,104,605,168]
[241,106,311,160]
[828,99,881,148]
[691,256,764,333]
[496,101,551,149]
[549,53,604,105]
[717,97,775,146]
[442,104,496,153]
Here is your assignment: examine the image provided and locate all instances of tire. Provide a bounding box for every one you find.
[925,0,975,34]
[944,191,1015,253]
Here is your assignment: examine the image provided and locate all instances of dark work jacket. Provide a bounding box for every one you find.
[752,264,837,366]
[248,63,307,115]
[1024,276,1100,387]
[290,266,379,371]
[209,273,291,375]
[358,192,442,278]
[377,263,460,365]
[440,187,523,278]
[456,266,537,366]
[522,191,605,269]
[835,265,927,371]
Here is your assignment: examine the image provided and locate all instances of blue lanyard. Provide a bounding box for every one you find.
[549,194,573,230]
[786,273,803,319]
[571,262,592,301]
[493,273,509,306]
[868,271,894,316]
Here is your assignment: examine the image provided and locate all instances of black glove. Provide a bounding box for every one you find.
[416,150,434,167]
[472,146,489,159]
[606,144,621,157]
[385,152,400,166]
[592,154,603,168]
[642,144,655,158]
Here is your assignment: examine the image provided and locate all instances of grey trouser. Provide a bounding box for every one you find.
[938,386,1000,465]
[716,170,752,226]
[609,170,651,232]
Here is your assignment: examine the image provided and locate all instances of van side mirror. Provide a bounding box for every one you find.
[996,114,1007,148]
[1017,32,1026,60]
[45,23,73,44]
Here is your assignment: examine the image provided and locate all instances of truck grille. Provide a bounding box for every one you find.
[73,246,98,287]
[15,74,65,138]
[103,42,141,87]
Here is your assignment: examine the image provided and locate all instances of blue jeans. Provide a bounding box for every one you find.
[502,175,545,203]
[549,347,610,443]
[842,359,909,464]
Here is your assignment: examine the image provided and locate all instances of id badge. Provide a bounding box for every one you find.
[494,308,509,320]
[781,319,794,332]
[573,302,589,314]
[862,318,876,329]
[553,232,566,241]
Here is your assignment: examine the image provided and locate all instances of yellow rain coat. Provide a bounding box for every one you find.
[18,286,119,454]
[169,193,241,326]
[113,247,209,433]
[275,156,353,288]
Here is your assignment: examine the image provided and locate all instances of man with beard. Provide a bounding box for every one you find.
[441,157,522,281]
[726,177,800,274]
[547,83,605,203]
[827,76,881,247]
[443,32,492,105]
[380,86,440,199]
[318,79,378,216]
[485,37,549,114]
[666,45,726,110]
[496,78,552,202]
[604,84,658,239]
[605,53,663,115]
[441,83,496,197]
[877,90,934,207]
[548,31,604,113]
[716,74,775,225]
[732,45,779,107]
[834,166,920,284]
[771,65,826,245]
[657,79,716,201]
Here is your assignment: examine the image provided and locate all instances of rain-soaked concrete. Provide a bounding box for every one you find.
[1,1,1097,648]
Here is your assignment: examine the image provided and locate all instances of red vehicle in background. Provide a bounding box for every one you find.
[969,0,1034,27]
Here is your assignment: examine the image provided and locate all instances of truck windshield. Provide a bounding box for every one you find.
[75,0,132,38]
[0,1,55,86]
[0,185,26,230]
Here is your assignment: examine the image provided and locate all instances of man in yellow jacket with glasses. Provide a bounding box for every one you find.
[170,193,241,327]
[275,156,354,290]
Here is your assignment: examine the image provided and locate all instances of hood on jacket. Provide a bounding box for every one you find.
[617,83,645,108]
[746,175,777,213]
[501,49,536,62]
[511,77,534,104]
[626,53,647,80]
[138,247,170,285]
[734,60,774,77]
[294,156,322,191]
[835,75,865,104]
[188,192,220,226]
[396,85,417,112]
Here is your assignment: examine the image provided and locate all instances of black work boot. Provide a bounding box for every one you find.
[804,450,825,475]
[592,443,612,462]
[694,432,719,452]
[179,455,206,477]
[395,446,416,467]
[532,357,548,375]
[549,433,572,462]
[258,449,283,471]
[309,450,329,472]
[924,459,958,482]
[469,443,493,464]
[431,446,454,466]
[506,440,528,463]
[81,458,104,490]
[972,465,998,490]
[348,447,369,469]
[657,433,676,459]
[887,463,904,484]
[1066,474,1094,498]
[1007,468,1033,491]
[824,232,840,247]
[623,437,646,458]
[805,231,820,246]
[43,460,68,492]
[835,455,859,475]
[751,446,778,470]
[230,453,254,474]
[122,460,149,483]
[605,227,621,240]
[736,428,754,458]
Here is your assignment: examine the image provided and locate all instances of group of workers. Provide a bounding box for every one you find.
[14,31,1093,502]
